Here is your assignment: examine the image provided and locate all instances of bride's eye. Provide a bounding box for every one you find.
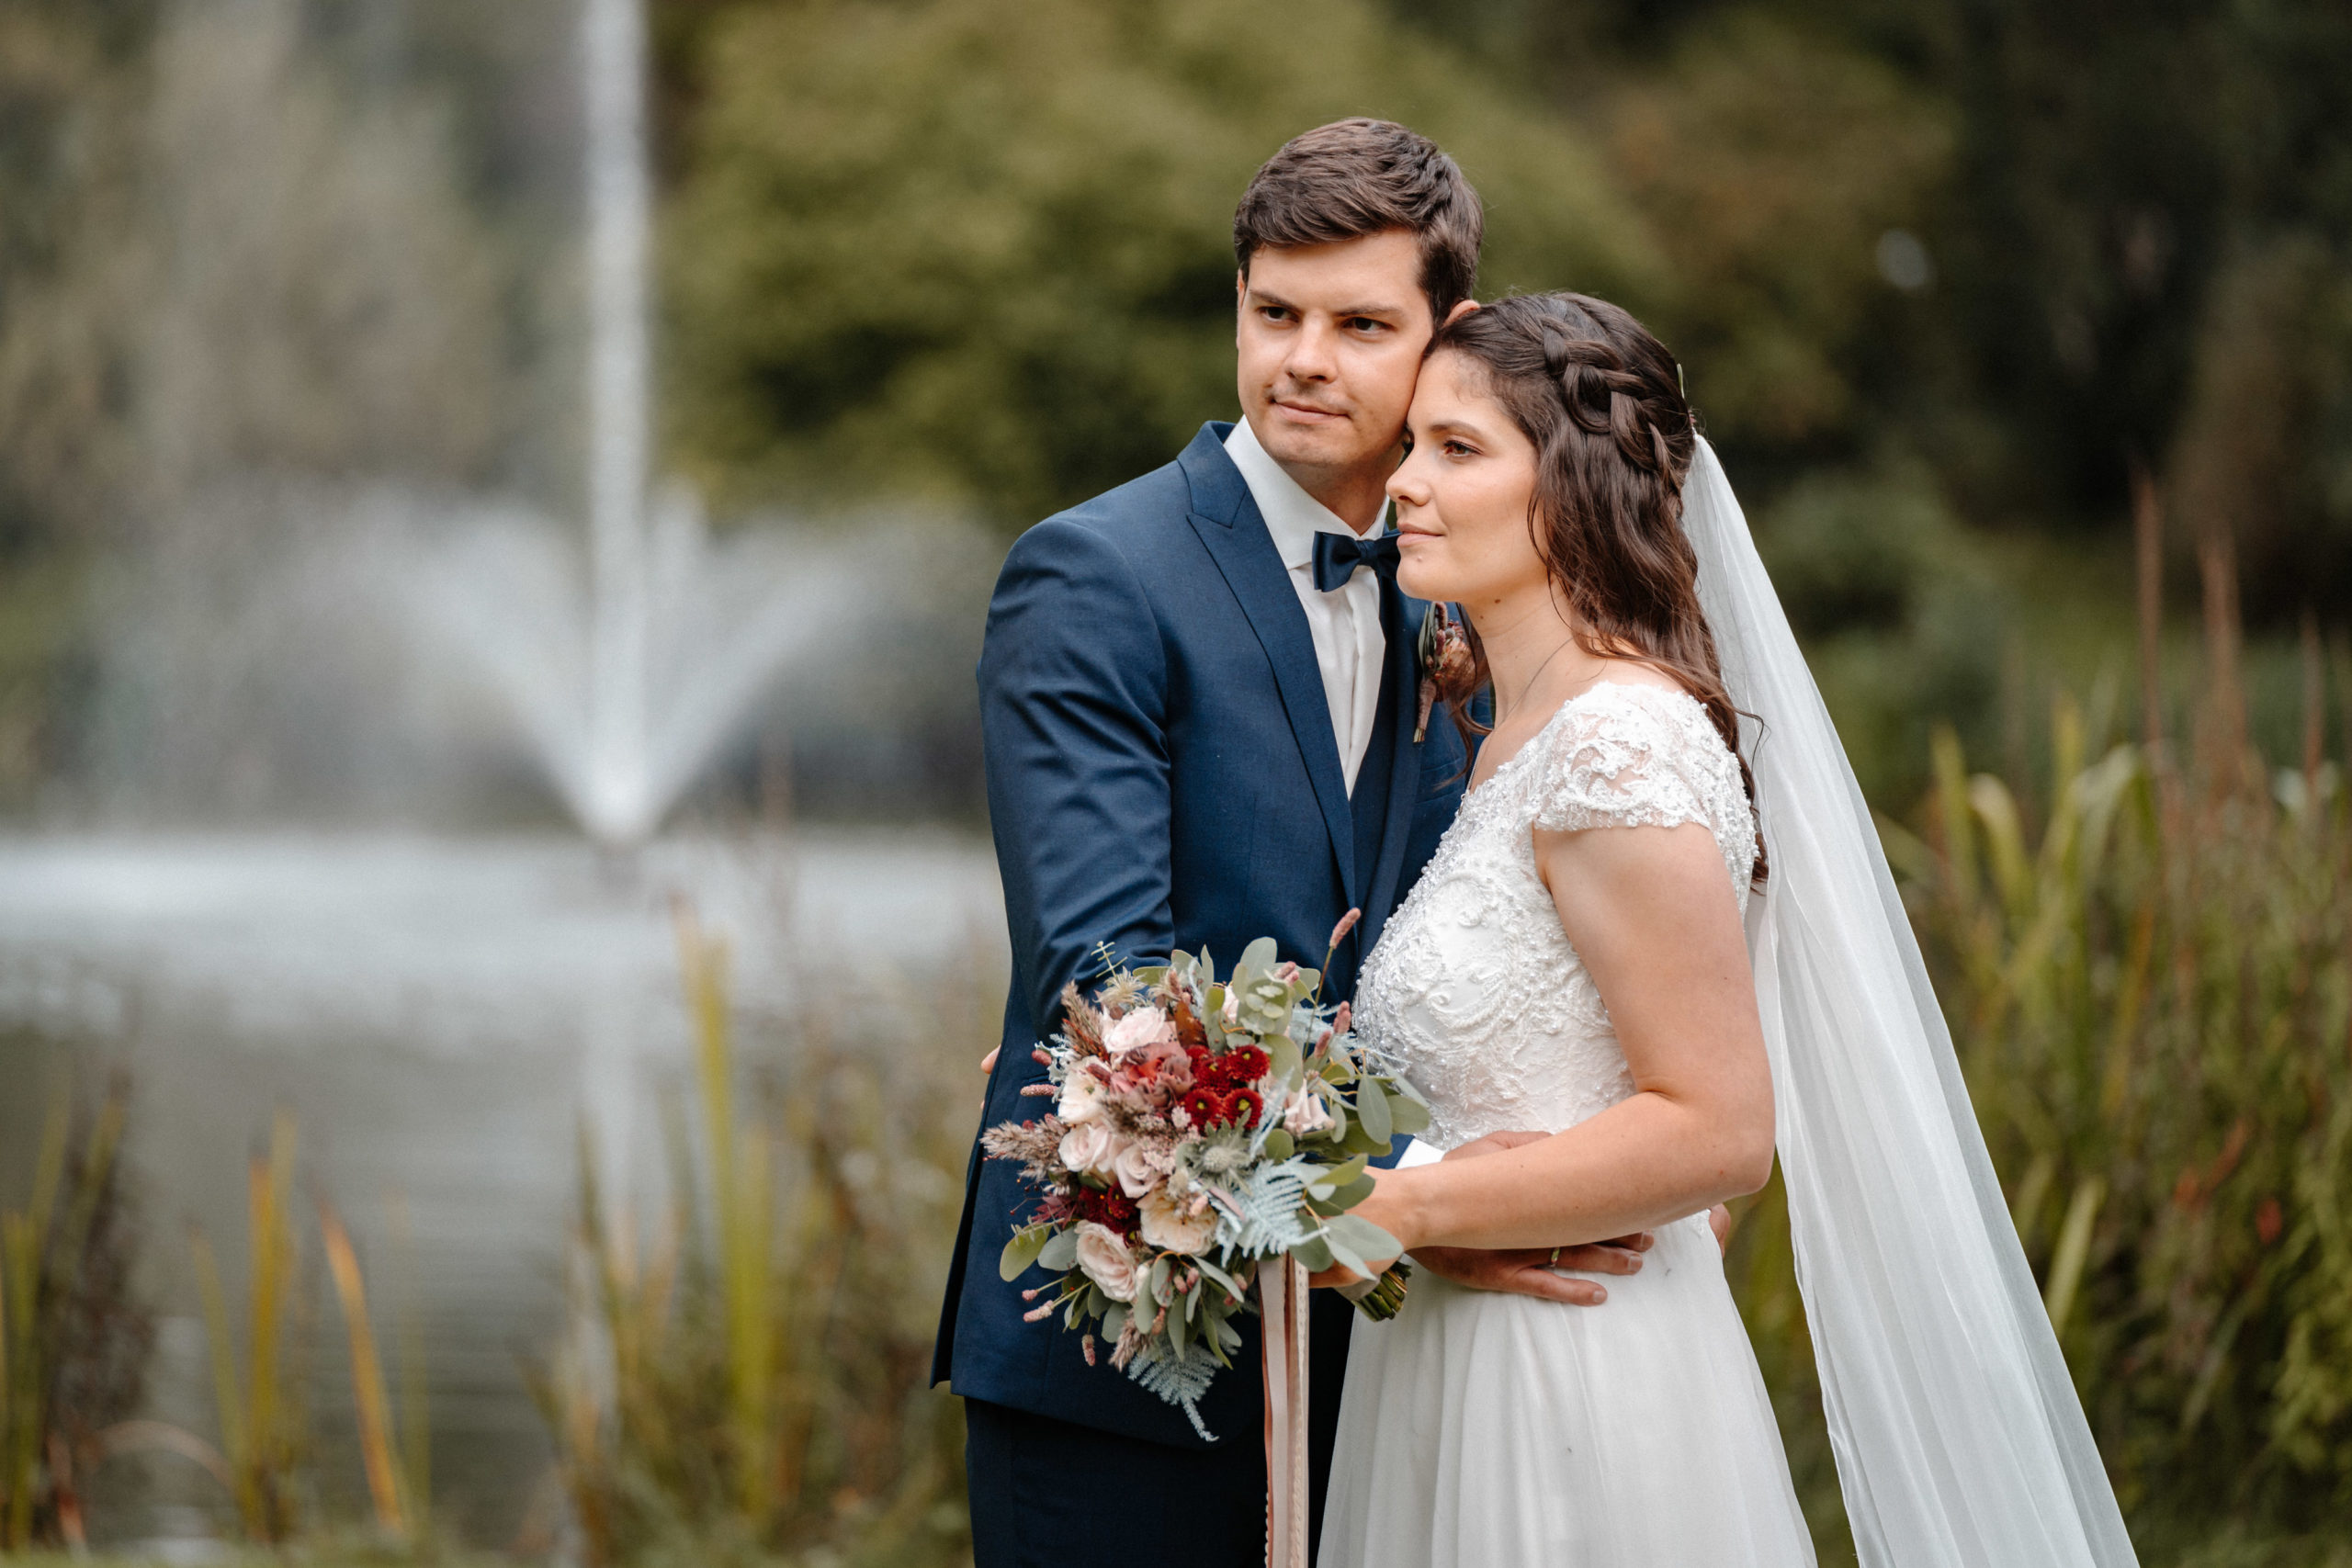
[1442,439,1476,458]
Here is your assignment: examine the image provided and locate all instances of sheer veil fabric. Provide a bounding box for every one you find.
[1682,440,2140,1567]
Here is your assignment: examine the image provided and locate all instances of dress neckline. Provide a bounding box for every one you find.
[1462,679,1702,807]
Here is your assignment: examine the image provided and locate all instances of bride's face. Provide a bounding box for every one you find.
[1387,352,1547,608]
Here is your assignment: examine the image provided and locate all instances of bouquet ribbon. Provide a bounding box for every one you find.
[1260,1257,1310,1568]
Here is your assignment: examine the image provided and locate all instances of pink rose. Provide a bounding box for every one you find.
[1114,1137,1175,1200]
[1103,1005,1176,1058]
[1057,1120,1121,1177]
[1073,1222,1140,1302]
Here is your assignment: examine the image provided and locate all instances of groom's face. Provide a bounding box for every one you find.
[1235,231,1435,482]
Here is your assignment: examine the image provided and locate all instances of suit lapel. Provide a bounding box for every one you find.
[1179,425,1359,909]
[1360,586,1432,955]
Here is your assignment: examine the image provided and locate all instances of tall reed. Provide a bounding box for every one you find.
[532,905,979,1567]
[192,1110,307,1542]
[0,1075,142,1552]
[320,1198,408,1540]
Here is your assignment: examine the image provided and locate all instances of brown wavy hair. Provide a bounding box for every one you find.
[1425,290,1763,877]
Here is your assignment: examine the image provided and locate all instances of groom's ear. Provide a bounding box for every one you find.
[1441,299,1480,329]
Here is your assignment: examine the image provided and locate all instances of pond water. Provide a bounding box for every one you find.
[0,826,1004,1552]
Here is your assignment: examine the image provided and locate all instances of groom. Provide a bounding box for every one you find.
[933,120,1635,1566]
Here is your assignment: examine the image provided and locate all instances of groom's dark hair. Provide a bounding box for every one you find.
[1233,118,1483,322]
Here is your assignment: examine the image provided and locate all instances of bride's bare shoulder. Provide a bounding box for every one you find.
[1577,658,1694,703]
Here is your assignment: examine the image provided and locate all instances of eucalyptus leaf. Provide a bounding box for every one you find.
[1356,1077,1394,1145]
[1238,936,1279,979]
[1261,1128,1295,1163]
[1387,1092,1431,1136]
[1037,1228,1079,1272]
[1104,1303,1129,1342]
[998,1224,1051,1281]
[1194,1256,1245,1303]
[1323,1213,1402,1260]
[1267,1034,1303,1093]
[1292,1235,1335,1272]
[1329,1172,1375,1209]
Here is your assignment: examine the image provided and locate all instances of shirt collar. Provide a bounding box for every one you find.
[1224,413,1382,571]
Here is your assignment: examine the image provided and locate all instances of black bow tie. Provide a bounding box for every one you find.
[1311,530,1401,592]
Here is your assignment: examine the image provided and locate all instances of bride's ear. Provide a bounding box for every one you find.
[1441,299,1481,328]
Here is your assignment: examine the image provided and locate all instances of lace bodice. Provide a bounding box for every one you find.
[1354,682,1759,1148]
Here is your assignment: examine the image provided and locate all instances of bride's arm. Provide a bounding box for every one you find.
[1351,818,1775,1255]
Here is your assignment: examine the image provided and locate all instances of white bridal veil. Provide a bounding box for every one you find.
[1681,440,2141,1567]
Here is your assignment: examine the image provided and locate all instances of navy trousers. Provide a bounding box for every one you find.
[964,1292,1356,1567]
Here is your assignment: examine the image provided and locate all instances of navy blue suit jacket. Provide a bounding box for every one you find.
[933,423,1470,1450]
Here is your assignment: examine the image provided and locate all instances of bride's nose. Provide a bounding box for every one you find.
[1386,448,1431,510]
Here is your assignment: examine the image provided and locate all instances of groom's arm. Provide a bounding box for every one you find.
[980,519,1173,1032]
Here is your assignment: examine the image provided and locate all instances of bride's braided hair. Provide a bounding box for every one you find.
[1426,291,1764,877]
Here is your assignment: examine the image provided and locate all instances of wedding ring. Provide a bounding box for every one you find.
[1546,1246,1562,1268]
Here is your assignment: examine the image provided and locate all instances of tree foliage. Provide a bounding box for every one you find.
[664,0,1651,526]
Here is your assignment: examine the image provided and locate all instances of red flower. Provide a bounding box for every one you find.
[1225,1088,1264,1129]
[1216,1043,1270,1086]
[1182,1085,1232,1128]
[1073,1186,1140,1235]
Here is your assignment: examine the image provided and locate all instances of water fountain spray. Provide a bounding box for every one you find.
[581,0,654,842]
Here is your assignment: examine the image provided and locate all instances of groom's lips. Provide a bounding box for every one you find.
[1272,399,1346,423]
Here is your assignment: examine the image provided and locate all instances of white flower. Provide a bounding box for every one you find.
[1114,1137,1174,1200]
[1057,1120,1120,1176]
[1072,1222,1139,1302]
[1283,1088,1335,1137]
[1057,1067,1107,1125]
[1102,1005,1174,1058]
[1139,1187,1220,1256]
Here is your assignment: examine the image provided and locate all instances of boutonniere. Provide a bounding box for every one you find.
[1413,603,1472,743]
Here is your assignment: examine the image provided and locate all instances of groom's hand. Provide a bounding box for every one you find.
[1409,1130,1653,1305]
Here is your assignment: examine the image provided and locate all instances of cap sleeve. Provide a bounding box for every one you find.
[1527,686,1714,836]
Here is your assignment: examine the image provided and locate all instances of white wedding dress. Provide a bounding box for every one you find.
[1319,679,1816,1568]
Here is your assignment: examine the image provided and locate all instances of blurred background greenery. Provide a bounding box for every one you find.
[2,0,2350,1564]
[3,0,2348,816]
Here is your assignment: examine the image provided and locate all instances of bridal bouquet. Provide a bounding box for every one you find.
[983,920,1429,1438]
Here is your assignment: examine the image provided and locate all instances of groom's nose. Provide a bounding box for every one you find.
[1283,316,1340,385]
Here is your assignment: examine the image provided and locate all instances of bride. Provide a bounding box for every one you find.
[1316,292,2139,1568]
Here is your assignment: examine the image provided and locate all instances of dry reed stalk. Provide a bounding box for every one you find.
[319,1199,404,1538]
[193,1110,304,1542]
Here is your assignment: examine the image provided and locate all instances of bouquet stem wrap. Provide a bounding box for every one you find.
[1260,1258,1310,1568]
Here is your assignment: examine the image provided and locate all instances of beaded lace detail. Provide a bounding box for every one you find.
[1354,682,1759,1149]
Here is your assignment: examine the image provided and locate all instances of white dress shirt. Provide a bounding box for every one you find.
[1225,416,1387,795]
